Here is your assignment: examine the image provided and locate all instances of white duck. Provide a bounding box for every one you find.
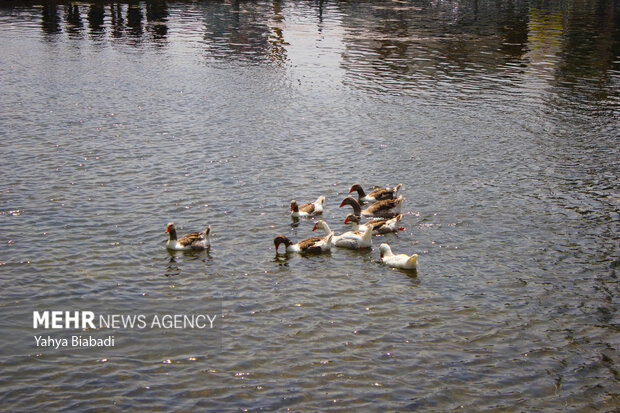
[165,222,210,251]
[379,243,418,269]
[274,232,333,253]
[349,183,402,202]
[312,220,373,249]
[343,213,404,234]
[290,195,325,217]
[340,195,404,218]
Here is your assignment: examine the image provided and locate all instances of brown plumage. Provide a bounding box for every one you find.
[295,236,326,253]
[339,196,404,218]
[166,222,210,250]
[349,183,402,202]
[290,195,325,217]
[177,231,205,247]
[344,213,404,234]
[273,233,333,253]
[291,200,315,214]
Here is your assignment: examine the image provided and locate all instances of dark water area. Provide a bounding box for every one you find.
[0,0,618,410]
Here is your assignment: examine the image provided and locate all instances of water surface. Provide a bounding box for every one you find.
[0,0,618,410]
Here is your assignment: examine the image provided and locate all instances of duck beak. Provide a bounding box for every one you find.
[312,223,318,231]
[290,205,294,211]
[165,227,170,233]
[348,187,354,193]
[344,217,350,224]
[339,200,346,208]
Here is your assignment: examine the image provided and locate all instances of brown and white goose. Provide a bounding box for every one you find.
[165,222,210,251]
[339,196,404,218]
[349,183,402,202]
[290,195,325,217]
[343,213,404,234]
[312,219,373,249]
[273,232,333,253]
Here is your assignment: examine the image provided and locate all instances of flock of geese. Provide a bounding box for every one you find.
[165,183,418,270]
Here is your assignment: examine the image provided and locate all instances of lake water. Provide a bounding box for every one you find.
[0,0,618,410]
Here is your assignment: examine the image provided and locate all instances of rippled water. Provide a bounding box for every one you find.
[0,0,618,410]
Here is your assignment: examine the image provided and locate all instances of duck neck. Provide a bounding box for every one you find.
[349,199,362,216]
[381,246,393,258]
[275,236,292,252]
[353,185,366,198]
[362,226,373,242]
[168,227,177,241]
[320,222,332,236]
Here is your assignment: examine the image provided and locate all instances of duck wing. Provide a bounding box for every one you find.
[296,236,324,252]
[338,230,364,240]
[298,202,316,214]
[368,184,401,200]
[177,231,204,247]
[367,188,394,200]
[365,199,399,216]
[368,218,388,229]
[371,214,403,233]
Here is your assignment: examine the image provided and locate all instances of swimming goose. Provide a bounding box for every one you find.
[290,195,325,217]
[339,196,404,218]
[344,213,404,234]
[312,219,373,249]
[274,232,333,253]
[379,243,418,269]
[349,183,402,202]
[165,222,210,251]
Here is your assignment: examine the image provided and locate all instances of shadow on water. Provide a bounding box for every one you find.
[392,266,419,280]
[272,254,289,267]
[165,248,212,276]
[273,249,333,260]
[289,216,300,227]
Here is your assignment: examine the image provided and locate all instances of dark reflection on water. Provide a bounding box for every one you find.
[0,0,618,411]
[36,1,169,44]
[338,0,619,106]
[87,3,105,35]
[40,2,60,34]
[19,0,620,99]
[64,4,82,35]
[201,0,288,65]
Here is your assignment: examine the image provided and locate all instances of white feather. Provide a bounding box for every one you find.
[379,243,418,269]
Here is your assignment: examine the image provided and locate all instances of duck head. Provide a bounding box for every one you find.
[274,235,293,252]
[349,183,365,197]
[343,214,360,225]
[165,222,177,240]
[379,243,392,258]
[312,220,330,233]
